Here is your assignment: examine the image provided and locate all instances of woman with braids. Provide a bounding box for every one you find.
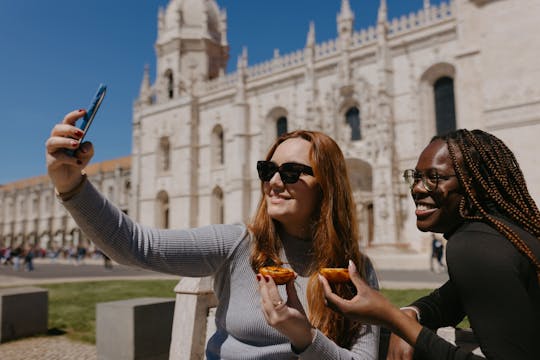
[320,129,540,360]
[46,110,380,359]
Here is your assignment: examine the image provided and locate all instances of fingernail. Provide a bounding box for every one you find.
[349,259,357,272]
[71,140,79,147]
[77,160,82,165]
[78,109,84,112]
[80,145,88,153]
[256,274,261,281]
[264,276,270,283]
[74,130,84,137]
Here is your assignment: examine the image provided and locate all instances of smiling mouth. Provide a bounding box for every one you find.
[269,195,289,204]
[415,203,437,217]
[416,203,436,211]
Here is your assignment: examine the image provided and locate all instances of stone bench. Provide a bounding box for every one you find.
[0,286,48,343]
[169,277,217,359]
[96,297,175,360]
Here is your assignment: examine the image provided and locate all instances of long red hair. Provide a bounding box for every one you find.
[249,130,366,348]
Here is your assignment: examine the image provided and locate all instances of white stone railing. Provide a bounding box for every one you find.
[247,49,305,79]
[388,1,454,36]
[351,26,378,48]
[315,37,340,59]
[202,72,238,93]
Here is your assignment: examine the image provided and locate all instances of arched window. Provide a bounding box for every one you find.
[276,116,288,137]
[211,125,225,166]
[166,70,174,99]
[159,137,171,172]
[211,187,224,224]
[434,77,456,135]
[345,107,361,141]
[156,191,170,229]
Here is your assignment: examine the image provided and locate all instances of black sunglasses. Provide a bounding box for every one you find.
[257,160,314,184]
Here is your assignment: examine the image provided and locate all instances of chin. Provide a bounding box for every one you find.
[416,220,435,233]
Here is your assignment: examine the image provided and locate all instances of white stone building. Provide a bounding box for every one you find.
[0,157,131,251]
[1,0,540,256]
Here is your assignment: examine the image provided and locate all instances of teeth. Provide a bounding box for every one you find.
[417,204,435,211]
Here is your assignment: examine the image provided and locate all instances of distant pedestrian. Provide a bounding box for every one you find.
[23,245,35,272]
[76,245,87,264]
[12,245,22,271]
[3,247,13,266]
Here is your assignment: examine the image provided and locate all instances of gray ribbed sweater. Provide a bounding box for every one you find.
[61,180,379,359]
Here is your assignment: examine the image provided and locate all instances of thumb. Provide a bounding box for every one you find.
[76,141,95,166]
[285,275,304,312]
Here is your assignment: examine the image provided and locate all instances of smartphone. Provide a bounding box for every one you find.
[66,84,107,156]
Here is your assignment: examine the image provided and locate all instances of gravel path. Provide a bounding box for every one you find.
[0,336,96,360]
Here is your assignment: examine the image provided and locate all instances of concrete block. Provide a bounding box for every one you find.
[0,286,48,343]
[96,297,175,360]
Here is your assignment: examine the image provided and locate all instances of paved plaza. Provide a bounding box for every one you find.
[0,258,447,359]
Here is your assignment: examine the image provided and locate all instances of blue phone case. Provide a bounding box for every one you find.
[66,84,107,156]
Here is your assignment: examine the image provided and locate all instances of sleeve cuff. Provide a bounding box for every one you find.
[55,173,88,201]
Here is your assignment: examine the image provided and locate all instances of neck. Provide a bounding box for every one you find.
[278,225,311,242]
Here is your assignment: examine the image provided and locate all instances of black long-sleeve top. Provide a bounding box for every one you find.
[412,219,540,360]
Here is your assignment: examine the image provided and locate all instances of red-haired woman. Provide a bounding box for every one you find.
[46,109,380,359]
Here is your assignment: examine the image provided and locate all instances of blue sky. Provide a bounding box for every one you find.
[0,0,443,185]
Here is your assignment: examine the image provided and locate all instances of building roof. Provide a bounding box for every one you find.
[0,156,131,191]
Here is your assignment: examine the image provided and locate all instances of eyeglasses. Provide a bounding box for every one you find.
[403,169,457,192]
[257,160,314,184]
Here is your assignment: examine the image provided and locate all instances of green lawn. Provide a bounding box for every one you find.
[23,281,466,344]
[43,280,178,343]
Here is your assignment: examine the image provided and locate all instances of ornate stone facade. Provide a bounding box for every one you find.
[2,0,540,256]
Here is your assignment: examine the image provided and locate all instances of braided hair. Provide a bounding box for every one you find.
[433,129,540,283]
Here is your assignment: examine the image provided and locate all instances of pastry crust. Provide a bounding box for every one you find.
[319,268,350,283]
[259,266,295,285]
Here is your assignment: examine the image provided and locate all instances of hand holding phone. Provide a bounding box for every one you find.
[66,84,107,156]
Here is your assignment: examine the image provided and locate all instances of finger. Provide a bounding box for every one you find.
[318,274,347,313]
[318,273,334,299]
[263,275,284,305]
[348,259,367,290]
[284,277,305,315]
[45,135,83,155]
[62,109,86,126]
[257,274,282,311]
[50,123,85,139]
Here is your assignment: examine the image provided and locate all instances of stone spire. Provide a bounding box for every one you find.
[220,8,228,47]
[424,0,431,10]
[139,64,150,94]
[235,47,248,103]
[304,21,318,127]
[138,64,151,105]
[306,21,315,48]
[337,0,354,37]
[378,0,388,24]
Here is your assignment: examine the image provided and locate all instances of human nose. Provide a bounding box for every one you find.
[268,170,284,187]
[411,176,428,194]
